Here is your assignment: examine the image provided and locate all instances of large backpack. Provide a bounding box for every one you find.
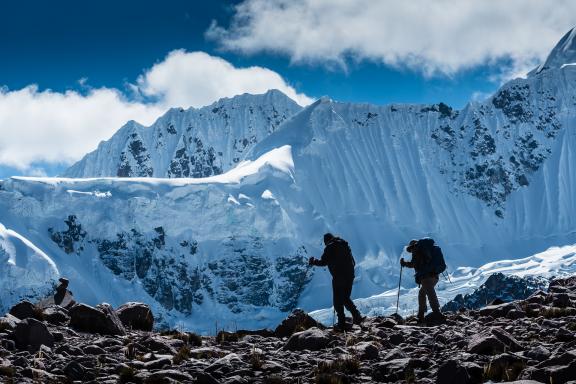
[415,238,446,276]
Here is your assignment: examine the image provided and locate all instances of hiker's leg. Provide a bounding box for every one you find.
[422,275,441,314]
[332,280,346,325]
[342,279,361,320]
[417,283,427,319]
[429,275,441,313]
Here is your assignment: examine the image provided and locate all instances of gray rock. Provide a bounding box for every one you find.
[491,327,523,351]
[69,303,124,335]
[526,345,551,361]
[437,359,471,384]
[42,305,70,325]
[9,301,39,320]
[351,341,379,360]
[0,314,20,331]
[83,344,106,355]
[64,360,85,381]
[12,318,54,351]
[116,302,154,331]
[143,357,172,370]
[274,309,322,338]
[467,334,505,355]
[96,303,126,336]
[284,327,329,351]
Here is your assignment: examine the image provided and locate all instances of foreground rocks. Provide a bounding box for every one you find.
[0,276,575,383]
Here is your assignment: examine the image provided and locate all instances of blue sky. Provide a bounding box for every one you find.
[0,0,574,178]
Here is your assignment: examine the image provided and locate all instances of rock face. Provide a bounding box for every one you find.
[63,90,302,178]
[442,273,549,312]
[0,276,575,382]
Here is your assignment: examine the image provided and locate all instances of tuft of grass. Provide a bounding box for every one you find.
[217,330,240,344]
[172,345,191,365]
[250,346,264,370]
[316,357,360,376]
[484,359,525,382]
[0,366,16,377]
[160,330,202,347]
[124,343,137,360]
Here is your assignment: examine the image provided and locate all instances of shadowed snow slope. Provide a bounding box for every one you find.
[0,223,59,311]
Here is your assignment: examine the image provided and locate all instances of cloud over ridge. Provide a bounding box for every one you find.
[208,0,576,76]
[0,51,311,172]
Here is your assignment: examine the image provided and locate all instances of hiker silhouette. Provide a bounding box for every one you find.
[401,238,446,323]
[309,233,364,330]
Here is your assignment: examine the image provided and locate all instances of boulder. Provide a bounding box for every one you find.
[116,302,154,331]
[491,327,523,351]
[63,360,85,381]
[8,301,39,320]
[467,334,505,355]
[371,358,428,382]
[351,341,379,360]
[42,305,70,325]
[96,303,126,335]
[274,309,322,338]
[69,303,124,335]
[0,314,21,332]
[284,327,330,351]
[437,360,471,384]
[12,318,54,351]
[525,345,551,361]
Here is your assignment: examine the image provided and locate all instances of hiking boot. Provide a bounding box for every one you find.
[333,322,352,332]
[353,315,366,325]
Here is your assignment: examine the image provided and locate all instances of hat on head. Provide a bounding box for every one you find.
[406,239,418,253]
[323,233,335,243]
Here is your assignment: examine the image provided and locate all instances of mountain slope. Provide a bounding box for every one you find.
[2,30,576,332]
[63,90,302,178]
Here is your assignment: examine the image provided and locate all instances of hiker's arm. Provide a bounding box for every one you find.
[311,248,330,266]
[400,258,415,268]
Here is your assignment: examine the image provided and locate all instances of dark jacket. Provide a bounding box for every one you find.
[312,237,355,281]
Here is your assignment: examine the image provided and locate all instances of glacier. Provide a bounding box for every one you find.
[2,28,576,333]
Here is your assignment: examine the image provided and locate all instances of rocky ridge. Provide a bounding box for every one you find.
[442,272,549,312]
[1,276,575,383]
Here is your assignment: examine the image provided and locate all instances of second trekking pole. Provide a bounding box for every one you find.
[396,264,403,314]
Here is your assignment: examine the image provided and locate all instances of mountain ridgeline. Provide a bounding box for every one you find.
[2,28,576,331]
[63,90,302,178]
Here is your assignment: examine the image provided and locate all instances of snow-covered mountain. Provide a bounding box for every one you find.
[63,89,302,178]
[2,28,576,332]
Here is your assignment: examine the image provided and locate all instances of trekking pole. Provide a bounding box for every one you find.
[442,271,453,285]
[396,264,403,314]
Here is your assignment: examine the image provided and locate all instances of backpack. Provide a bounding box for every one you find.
[415,238,446,275]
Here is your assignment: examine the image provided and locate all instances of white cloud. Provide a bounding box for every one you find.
[136,50,313,108]
[0,52,311,171]
[208,0,576,76]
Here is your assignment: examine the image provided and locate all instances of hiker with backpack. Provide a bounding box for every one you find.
[400,238,446,323]
[309,233,364,330]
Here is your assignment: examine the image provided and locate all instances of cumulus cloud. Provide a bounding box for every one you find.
[136,50,313,107]
[0,52,311,172]
[208,0,576,76]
